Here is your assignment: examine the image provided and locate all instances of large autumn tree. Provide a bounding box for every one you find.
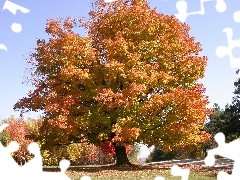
[14,0,213,165]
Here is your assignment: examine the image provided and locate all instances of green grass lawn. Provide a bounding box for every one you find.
[42,164,221,180]
[69,169,216,180]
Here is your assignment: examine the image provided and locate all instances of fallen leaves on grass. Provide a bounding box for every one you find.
[44,163,233,179]
[177,164,232,176]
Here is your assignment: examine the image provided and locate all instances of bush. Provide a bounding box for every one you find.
[146,147,176,163]
[0,130,10,147]
[146,137,217,163]
[0,117,130,166]
[127,143,140,164]
[1,117,34,165]
[41,142,116,166]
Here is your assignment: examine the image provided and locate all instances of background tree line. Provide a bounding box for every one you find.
[204,71,240,143]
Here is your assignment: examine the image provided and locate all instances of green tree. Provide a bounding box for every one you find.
[0,129,10,147]
[205,76,240,142]
[127,143,140,164]
[205,104,240,142]
[14,0,212,165]
[204,103,226,135]
[146,146,175,162]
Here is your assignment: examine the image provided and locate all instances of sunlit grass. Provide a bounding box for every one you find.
[69,169,215,180]
[43,164,218,180]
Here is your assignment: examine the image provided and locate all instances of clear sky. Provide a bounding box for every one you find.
[0,0,239,120]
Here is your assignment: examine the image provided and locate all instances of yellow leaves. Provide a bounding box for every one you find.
[45,103,59,113]
[125,83,147,96]
[140,82,213,148]
[66,143,83,162]
[103,60,125,76]
[60,66,90,80]
[103,32,130,59]
[112,123,141,143]
[45,18,76,37]
[14,0,214,153]
[128,68,147,83]
[94,88,128,110]
[45,19,63,37]
[49,114,75,131]
[98,133,109,141]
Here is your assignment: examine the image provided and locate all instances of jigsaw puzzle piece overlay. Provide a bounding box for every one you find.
[22,144,72,179]
[204,132,240,179]
[175,0,226,23]
[0,124,75,179]
[171,165,190,180]
[0,124,21,178]
[1,0,30,50]
[2,0,30,15]
[21,142,43,175]
[0,44,7,51]
[154,176,165,180]
[80,175,92,180]
[233,11,240,23]
[154,165,190,180]
[39,160,71,180]
[216,28,240,73]
[2,0,30,33]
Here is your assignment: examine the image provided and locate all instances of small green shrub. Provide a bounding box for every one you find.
[0,130,10,146]
[146,147,176,163]
[128,143,140,164]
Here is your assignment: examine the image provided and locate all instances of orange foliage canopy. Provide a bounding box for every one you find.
[14,0,213,152]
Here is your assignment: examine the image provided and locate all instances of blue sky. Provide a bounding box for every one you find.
[0,0,239,120]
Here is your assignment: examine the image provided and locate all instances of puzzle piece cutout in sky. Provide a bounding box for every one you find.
[233,11,240,23]
[175,0,226,23]
[215,27,240,76]
[204,132,240,179]
[2,0,30,33]
[0,0,30,51]
[2,0,30,15]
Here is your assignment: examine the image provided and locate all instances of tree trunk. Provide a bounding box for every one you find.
[113,143,131,166]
